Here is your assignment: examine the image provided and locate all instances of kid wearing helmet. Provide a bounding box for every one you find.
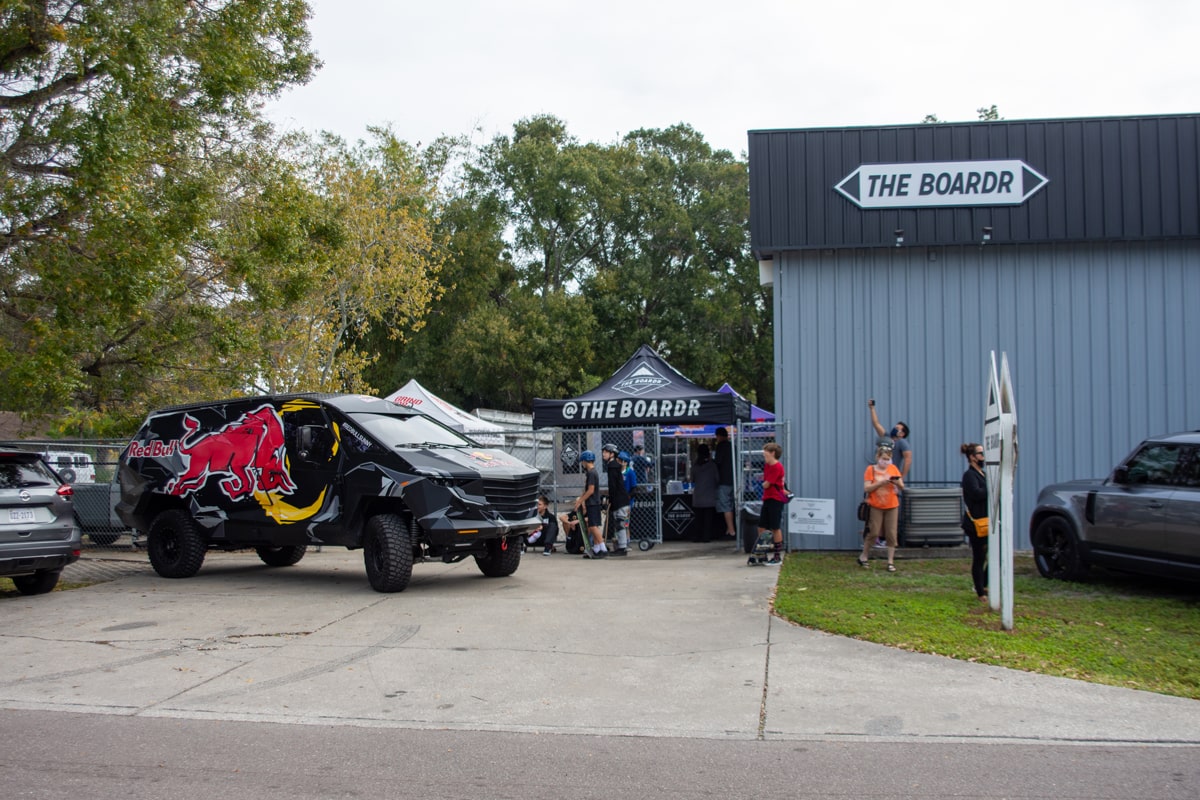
[572,450,607,558]
[602,443,630,556]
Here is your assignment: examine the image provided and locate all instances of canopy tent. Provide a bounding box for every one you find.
[383,379,505,443]
[660,383,774,437]
[532,345,751,429]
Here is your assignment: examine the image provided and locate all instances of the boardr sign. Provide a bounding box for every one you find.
[834,160,1049,209]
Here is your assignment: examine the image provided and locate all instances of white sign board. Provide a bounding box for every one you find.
[788,498,836,537]
[835,160,1049,209]
[998,353,1018,631]
[984,351,1018,631]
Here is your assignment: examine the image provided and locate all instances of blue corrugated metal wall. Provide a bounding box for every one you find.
[775,239,1200,550]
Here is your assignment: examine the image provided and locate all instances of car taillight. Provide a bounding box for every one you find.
[56,484,74,498]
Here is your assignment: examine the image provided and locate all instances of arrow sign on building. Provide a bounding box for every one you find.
[835,160,1049,209]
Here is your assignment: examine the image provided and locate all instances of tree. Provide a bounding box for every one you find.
[244,130,443,395]
[473,115,626,294]
[586,124,771,397]
[362,130,600,411]
[0,0,317,432]
[921,105,1003,123]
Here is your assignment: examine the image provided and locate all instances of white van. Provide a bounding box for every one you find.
[40,451,96,484]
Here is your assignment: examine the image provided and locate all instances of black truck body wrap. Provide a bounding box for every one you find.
[116,393,539,590]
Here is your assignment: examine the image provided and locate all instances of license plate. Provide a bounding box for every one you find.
[8,508,36,523]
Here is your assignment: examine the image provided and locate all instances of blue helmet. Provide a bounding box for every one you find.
[617,451,630,462]
[580,450,596,463]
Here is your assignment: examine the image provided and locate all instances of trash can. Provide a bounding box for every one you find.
[901,484,964,547]
[739,501,762,554]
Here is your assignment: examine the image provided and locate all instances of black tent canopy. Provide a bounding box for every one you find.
[532,345,751,429]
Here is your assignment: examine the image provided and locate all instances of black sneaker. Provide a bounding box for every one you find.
[609,548,628,557]
[591,549,608,559]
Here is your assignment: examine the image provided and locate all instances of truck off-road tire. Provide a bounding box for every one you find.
[1032,516,1088,581]
[474,536,522,578]
[147,509,207,579]
[364,513,413,593]
[12,569,61,595]
[256,545,307,567]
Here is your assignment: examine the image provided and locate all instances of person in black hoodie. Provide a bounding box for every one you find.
[960,442,989,601]
[601,443,631,556]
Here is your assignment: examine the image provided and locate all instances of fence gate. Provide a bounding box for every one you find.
[530,427,663,551]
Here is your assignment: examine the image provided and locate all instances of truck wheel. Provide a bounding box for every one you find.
[147,509,207,579]
[1033,516,1088,581]
[59,468,77,483]
[256,545,307,567]
[474,536,522,578]
[364,513,413,593]
[12,569,61,595]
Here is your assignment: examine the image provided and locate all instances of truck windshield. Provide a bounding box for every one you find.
[349,412,476,449]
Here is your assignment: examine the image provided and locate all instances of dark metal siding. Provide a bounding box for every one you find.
[749,114,1200,251]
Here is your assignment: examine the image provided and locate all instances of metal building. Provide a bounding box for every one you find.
[748,114,1200,550]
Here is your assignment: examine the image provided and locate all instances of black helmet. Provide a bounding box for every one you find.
[602,443,619,454]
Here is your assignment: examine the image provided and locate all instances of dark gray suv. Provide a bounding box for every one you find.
[1030,432,1200,583]
[0,448,82,595]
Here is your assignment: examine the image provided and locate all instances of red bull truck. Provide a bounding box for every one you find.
[116,394,540,592]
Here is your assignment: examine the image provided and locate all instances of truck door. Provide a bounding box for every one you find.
[277,403,342,533]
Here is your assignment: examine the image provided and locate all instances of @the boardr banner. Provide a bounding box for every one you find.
[532,345,749,429]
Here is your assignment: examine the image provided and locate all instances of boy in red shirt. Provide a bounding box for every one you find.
[758,443,787,565]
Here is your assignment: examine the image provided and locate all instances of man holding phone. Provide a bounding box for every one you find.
[868,399,912,479]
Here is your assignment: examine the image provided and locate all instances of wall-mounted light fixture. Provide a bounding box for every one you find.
[981,226,993,245]
[894,229,904,247]
[757,256,774,287]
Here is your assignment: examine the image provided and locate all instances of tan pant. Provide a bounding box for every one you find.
[867,505,899,547]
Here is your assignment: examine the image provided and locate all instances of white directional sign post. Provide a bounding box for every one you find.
[984,355,1002,604]
[998,353,1017,631]
[984,351,1018,630]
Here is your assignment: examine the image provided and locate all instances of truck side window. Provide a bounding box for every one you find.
[283,409,335,466]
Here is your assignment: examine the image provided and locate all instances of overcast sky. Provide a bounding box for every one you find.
[265,0,1200,157]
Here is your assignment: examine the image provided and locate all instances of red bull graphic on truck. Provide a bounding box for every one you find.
[165,405,296,501]
[127,401,329,525]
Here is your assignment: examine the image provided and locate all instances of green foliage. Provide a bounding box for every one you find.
[3,5,776,428]
[0,0,318,433]
[921,105,1003,124]
[774,553,1200,699]
[367,117,772,413]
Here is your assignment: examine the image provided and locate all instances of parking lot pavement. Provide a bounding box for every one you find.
[6,544,1199,745]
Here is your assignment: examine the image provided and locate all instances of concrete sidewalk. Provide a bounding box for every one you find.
[3,544,1197,744]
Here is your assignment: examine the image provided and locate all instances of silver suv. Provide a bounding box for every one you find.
[1030,432,1200,583]
[0,448,82,595]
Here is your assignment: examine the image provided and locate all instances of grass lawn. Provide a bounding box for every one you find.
[773,552,1200,700]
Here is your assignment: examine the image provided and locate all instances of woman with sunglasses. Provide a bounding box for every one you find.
[960,443,989,601]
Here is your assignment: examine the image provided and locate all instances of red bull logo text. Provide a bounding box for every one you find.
[126,440,179,459]
[165,405,296,502]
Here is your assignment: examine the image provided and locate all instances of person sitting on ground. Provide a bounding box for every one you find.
[527,494,559,556]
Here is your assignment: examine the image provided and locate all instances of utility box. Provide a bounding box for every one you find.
[902,484,964,547]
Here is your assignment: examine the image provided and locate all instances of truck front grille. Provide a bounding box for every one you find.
[482,474,539,520]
